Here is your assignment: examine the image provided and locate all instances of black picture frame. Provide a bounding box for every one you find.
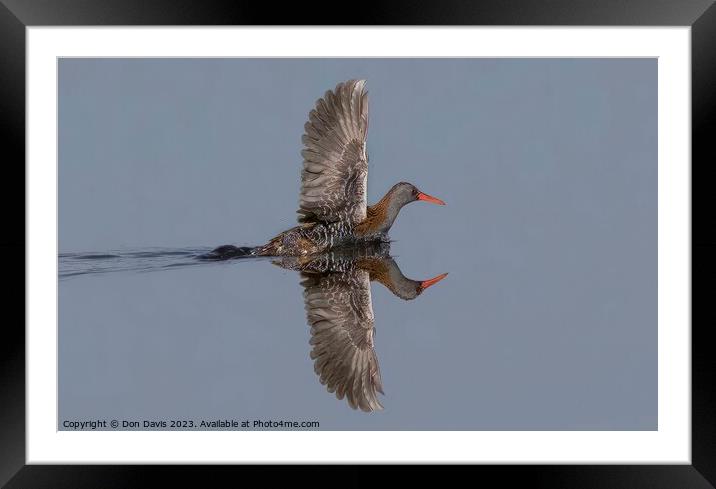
[3,0,713,486]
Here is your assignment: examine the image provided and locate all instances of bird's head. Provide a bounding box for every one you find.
[391,182,446,207]
[396,272,449,300]
[416,272,449,295]
[387,267,449,301]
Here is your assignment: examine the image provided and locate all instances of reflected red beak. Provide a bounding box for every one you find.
[420,272,449,290]
[416,192,446,205]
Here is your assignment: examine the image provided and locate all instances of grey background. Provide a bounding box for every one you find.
[59,58,657,430]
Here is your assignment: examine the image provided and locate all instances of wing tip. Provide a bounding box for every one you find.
[336,78,367,93]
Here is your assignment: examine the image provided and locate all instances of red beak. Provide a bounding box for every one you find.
[420,272,448,290]
[417,192,446,206]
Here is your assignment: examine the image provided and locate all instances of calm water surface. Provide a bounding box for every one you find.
[59,237,655,430]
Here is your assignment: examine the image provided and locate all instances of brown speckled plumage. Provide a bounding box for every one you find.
[354,199,389,237]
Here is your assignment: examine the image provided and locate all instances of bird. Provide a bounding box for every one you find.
[273,243,448,412]
[203,79,445,260]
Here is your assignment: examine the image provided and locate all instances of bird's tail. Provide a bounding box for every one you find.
[198,244,259,261]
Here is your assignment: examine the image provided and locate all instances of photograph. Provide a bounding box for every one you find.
[57,57,657,431]
[5,0,708,482]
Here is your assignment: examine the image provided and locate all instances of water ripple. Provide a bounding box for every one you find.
[59,247,266,280]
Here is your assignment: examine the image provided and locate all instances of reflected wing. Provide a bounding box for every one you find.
[301,269,384,412]
[298,79,369,225]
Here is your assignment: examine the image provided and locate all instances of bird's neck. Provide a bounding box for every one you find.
[356,188,404,236]
[359,258,420,300]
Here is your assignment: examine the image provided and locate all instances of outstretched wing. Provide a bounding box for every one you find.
[301,269,384,412]
[298,79,369,225]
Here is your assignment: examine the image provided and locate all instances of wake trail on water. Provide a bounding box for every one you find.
[59,246,267,280]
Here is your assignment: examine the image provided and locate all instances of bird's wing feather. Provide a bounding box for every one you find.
[298,79,369,225]
[301,269,384,412]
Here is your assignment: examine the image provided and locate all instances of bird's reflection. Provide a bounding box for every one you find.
[272,242,447,412]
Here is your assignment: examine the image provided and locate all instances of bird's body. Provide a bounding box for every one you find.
[217,79,444,259]
[253,220,369,257]
[253,197,387,256]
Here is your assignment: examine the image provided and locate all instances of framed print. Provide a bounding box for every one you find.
[3,0,714,486]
